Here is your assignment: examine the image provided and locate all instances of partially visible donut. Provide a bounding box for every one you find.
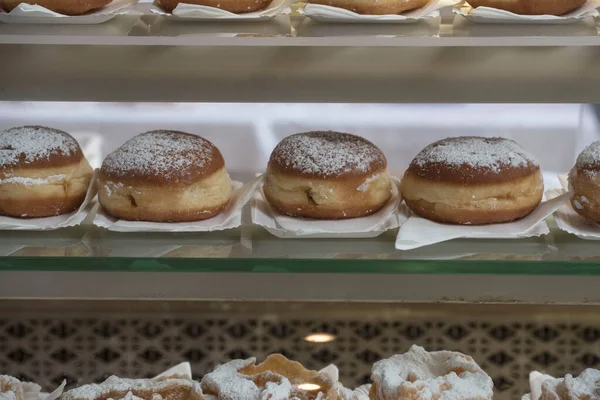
[98,130,232,222]
[0,126,93,218]
[400,136,543,225]
[466,0,586,16]
[568,141,600,222]
[308,0,427,15]
[263,131,393,220]
[0,0,112,15]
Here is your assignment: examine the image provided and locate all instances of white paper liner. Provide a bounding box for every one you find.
[149,0,290,20]
[453,0,600,24]
[22,380,66,400]
[0,170,98,231]
[546,174,600,240]
[0,0,138,24]
[252,180,400,238]
[521,371,555,400]
[395,192,570,250]
[298,0,459,23]
[154,362,192,380]
[93,177,261,232]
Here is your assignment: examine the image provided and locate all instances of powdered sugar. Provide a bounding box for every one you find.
[102,131,215,181]
[0,126,80,168]
[201,359,293,400]
[575,141,600,177]
[371,345,493,400]
[540,369,600,400]
[61,376,199,400]
[413,137,538,173]
[271,131,385,178]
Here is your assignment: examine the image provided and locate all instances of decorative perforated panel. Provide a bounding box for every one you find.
[2,302,600,400]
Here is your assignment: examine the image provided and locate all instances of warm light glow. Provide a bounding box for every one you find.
[297,383,321,391]
[304,333,336,343]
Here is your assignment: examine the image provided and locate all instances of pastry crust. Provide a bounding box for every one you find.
[466,0,586,15]
[98,130,232,223]
[264,131,392,220]
[0,126,93,218]
[201,354,346,400]
[400,136,543,225]
[568,141,600,222]
[309,0,427,15]
[157,0,272,13]
[0,0,112,15]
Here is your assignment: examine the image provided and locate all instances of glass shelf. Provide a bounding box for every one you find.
[0,12,599,46]
[2,219,600,275]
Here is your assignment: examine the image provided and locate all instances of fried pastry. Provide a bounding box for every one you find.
[0,375,24,400]
[522,369,600,400]
[201,354,347,400]
[61,376,204,400]
[369,345,493,400]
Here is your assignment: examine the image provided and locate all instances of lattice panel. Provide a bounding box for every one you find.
[3,307,600,400]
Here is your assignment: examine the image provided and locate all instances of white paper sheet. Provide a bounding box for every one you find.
[154,362,192,380]
[547,174,600,240]
[298,0,459,23]
[453,0,600,24]
[149,0,290,20]
[252,181,400,238]
[22,380,65,400]
[93,177,261,232]
[521,371,555,400]
[0,170,98,231]
[0,0,138,24]
[395,193,570,250]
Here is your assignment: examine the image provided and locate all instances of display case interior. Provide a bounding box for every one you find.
[3,300,600,400]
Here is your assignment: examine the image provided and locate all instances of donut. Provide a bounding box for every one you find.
[400,136,543,225]
[157,0,271,13]
[568,141,600,222]
[0,126,93,218]
[201,354,346,400]
[308,0,427,15]
[98,130,232,223]
[263,131,393,220]
[62,376,203,400]
[465,0,586,15]
[0,0,112,15]
[370,345,493,400]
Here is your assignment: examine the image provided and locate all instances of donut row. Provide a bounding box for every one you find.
[1,125,599,226]
[3,345,599,400]
[0,0,585,16]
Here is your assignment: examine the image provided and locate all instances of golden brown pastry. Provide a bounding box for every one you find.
[308,0,426,15]
[263,131,392,220]
[466,0,586,15]
[568,141,600,223]
[201,354,346,400]
[98,130,232,223]
[369,345,493,400]
[0,0,112,15]
[0,375,24,400]
[0,126,93,218]
[400,136,543,225]
[61,376,203,400]
[157,0,271,13]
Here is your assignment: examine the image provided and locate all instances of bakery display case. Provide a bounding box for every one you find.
[3,4,600,399]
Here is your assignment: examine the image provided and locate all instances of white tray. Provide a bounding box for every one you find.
[149,0,290,21]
